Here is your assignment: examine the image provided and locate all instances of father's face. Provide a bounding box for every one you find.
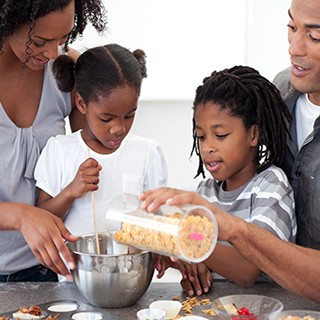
[288,0,320,105]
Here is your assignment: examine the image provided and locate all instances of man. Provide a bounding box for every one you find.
[140,0,320,303]
[273,0,320,250]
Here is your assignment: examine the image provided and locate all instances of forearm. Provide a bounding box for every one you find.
[205,243,260,288]
[37,186,75,219]
[0,202,29,230]
[229,219,320,302]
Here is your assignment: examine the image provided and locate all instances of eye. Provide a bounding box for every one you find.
[287,23,296,32]
[216,134,228,140]
[309,34,320,43]
[100,117,112,123]
[196,135,205,141]
[125,111,136,119]
[32,41,46,48]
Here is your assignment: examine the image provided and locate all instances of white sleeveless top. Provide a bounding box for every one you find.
[295,93,320,150]
[0,60,71,274]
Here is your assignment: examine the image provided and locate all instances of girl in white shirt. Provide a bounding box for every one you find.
[34,43,167,236]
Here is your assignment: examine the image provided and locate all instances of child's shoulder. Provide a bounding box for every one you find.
[43,130,80,150]
[257,164,288,180]
[254,164,291,189]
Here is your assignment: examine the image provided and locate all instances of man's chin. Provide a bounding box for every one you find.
[290,74,309,94]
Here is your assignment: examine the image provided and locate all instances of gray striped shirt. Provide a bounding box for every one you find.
[197,165,296,242]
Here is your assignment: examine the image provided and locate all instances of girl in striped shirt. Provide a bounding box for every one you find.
[141,65,296,293]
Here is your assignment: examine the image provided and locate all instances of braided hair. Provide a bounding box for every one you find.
[0,0,107,52]
[191,65,291,178]
[52,43,147,104]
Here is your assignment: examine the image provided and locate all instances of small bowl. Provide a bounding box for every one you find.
[137,308,166,320]
[269,310,320,320]
[212,294,284,320]
[149,300,182,320]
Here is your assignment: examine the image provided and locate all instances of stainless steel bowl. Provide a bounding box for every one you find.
[67,232,154,308]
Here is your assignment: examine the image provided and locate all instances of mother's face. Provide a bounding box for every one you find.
[7,0,75,70]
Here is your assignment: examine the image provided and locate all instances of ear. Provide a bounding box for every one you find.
[75,92,87,115]
[250,124,259,147]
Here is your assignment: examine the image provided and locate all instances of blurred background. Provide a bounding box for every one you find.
[73,0,291,191]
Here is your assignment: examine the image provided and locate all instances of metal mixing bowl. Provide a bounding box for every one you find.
[67,232,154,308]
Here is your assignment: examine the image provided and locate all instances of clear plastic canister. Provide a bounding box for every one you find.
[106,193,218,263]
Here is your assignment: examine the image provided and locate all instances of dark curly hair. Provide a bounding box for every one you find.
[52,43,147,104]
[191,65,291,178]
[0,0,107,52]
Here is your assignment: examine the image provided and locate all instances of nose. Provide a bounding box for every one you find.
[43,42,59,60]
[288,30,306,57]
[200,139,216,155]
[110,120,126,136]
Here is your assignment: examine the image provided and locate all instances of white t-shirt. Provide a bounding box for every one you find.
[34,130,168,236]
[295,93,320,150]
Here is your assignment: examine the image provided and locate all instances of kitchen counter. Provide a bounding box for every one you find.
[0,281,319,319]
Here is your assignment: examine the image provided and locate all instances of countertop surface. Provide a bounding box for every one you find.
[0,281,319,319]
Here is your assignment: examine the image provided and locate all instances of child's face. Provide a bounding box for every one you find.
[78,85,139,154]
[194,102,259,191]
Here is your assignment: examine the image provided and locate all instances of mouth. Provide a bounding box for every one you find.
[32,56,49,66]
[291,62,311,77]
[107,138,123,148]
[205,160,223,173]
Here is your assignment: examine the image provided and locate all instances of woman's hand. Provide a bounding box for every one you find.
[17,204,78,278]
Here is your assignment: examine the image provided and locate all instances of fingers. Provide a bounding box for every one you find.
[173,261,189,280]
[55,220,78,271]
[166,192,208,207]
[41,220,76,277]
[78,158,101,184]
[140,188,182,212]
[31,234,71,276]
[180,263,213,297]
[31,246,61,275]
[21,208,77,277]
[155,255,171,278]
[197,263,213,294]
[70,158,102,197]
[181,278,196,296]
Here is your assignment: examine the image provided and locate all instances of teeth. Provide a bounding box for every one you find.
[296,66,304,70]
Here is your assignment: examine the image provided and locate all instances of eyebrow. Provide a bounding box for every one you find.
[33,33,70,42]
[101,107,137,117]
[195,124,226,130]
[288,9,320,29]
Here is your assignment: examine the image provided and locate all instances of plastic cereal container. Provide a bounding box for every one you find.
[106,193,218,263]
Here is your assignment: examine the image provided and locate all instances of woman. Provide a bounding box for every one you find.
[0,0,107,281]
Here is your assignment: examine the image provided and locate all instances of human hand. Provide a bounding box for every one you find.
[18,204,78,278]
[154,254,173,279]
[155,254,212,296]
[179,262,213,296]
[68,158,102,198]
[140,187,192,212]
[141,188,237,242]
